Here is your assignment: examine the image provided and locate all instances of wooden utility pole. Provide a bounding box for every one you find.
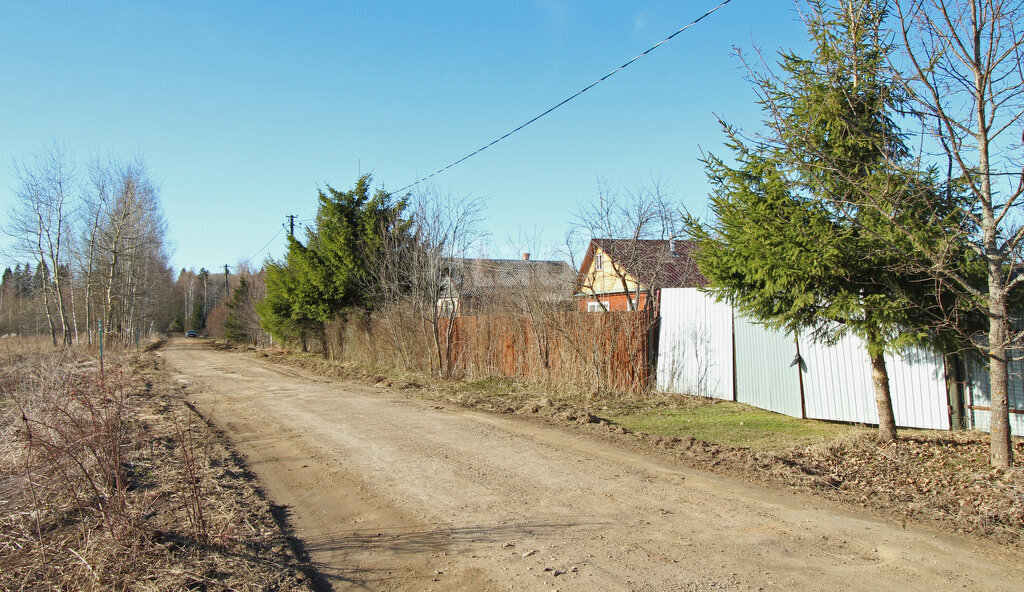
[286,214,297,238]
[224,265,230,298]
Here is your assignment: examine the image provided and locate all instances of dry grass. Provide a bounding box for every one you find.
[0,336,312,591]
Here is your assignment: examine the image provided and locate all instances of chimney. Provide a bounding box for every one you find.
[522,253,530,260]
[669,236,679,257]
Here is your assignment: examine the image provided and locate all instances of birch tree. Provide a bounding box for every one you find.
[6,143,79,346]
[89,157,171,345]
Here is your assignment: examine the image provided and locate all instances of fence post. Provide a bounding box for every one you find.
[730,309,738,402]
[794,332,807,419]
[944,352,966,430]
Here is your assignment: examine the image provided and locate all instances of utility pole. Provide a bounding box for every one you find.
[286,214,297,238]
[224,264,230,298]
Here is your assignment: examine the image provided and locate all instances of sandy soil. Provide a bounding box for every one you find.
[158,338,1024,591]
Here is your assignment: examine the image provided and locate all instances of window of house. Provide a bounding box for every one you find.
[594,253,604,271]
[438,298,457,317]
[587,300,609,312]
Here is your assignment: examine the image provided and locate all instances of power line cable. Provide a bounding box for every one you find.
[242,227,284,265]
[397,0,733,193]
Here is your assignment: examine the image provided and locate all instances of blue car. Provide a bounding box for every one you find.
[185,330,198,338]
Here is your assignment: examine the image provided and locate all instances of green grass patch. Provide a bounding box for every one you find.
[603,399,872,452]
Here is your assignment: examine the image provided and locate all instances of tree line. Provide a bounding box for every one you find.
[1,144,173,346]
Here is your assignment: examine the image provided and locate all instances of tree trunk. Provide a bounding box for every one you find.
[987,291,1013,467]
[973,23,1013,466]
[40,269,57,347]
[69,277,79,346]
[868,344,897,442]
[104,247,118,334]
[85,212,99,346]
[432,318,445,377]
[50,270,71,345]
[944,352,965,430]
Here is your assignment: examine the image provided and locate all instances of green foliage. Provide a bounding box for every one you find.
[688,0,950,357]
[258,238,318,344]
[309,175,410,313]
[224,276,249,343]
[258,175,410,348]
[190,301,205,333]
[605,402,871,452]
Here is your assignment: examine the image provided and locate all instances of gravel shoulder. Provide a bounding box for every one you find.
[159,338,1024,591]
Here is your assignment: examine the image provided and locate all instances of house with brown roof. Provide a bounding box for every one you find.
[574,238,705,312]
[438,254,575,316]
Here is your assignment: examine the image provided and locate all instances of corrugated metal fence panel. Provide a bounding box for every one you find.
[655,289,950,430]
[886,346,949,430]
[801,333,949,429]
[734,317,802,417]
[801,332,878,424]
[965,353,1024,436]
[657,288,734,399]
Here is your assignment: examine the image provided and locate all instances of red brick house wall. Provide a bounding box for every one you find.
[576,291,650,312]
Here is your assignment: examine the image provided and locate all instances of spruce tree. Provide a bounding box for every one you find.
[687,0,966,440]
[259,174,409,357]
[225,276,250,343]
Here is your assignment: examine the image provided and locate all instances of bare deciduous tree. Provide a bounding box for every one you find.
[569,179,679,311]
[89,157,171,345]
[366,187,486,376]
[6,143,79,346]
[891,0,1024,466]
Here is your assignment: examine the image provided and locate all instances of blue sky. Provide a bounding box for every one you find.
[0,1,810,273]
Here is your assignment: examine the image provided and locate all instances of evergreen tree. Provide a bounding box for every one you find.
[309,174,410,312]
[259,174,409,356]
[687,0,968,441]
[191,301,205,333]
[225,275,250,343]
[16,264,33,298]
[32,262,49,294]
[259,237,321,350]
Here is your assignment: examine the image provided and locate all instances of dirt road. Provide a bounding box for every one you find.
[159,338,1023,591]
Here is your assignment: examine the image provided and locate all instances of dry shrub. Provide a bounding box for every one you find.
[0,344,145,587]
[444,311,653,393]
[205,300,227,340]
[0,338,310,590]
[325,305,434,372]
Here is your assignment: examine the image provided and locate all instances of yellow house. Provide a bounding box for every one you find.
[575,238,704,311]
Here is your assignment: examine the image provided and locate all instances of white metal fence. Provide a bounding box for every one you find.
[964,355,1024,436]
[657,288,965,431]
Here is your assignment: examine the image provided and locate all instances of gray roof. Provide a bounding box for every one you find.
[442,258,575,301]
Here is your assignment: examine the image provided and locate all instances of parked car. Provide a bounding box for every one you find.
[185,330,198,338]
